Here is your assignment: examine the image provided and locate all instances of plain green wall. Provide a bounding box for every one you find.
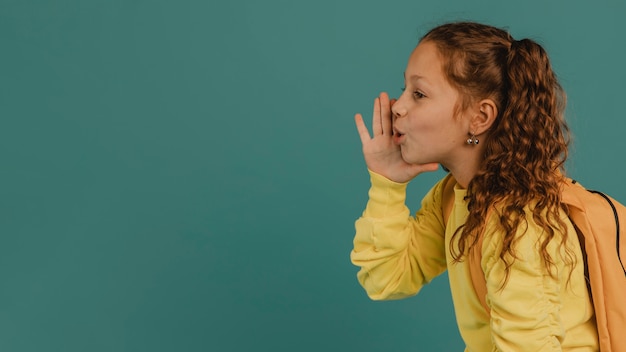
[2,0,625,351]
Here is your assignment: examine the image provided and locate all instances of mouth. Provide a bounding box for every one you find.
[392,128,405,145]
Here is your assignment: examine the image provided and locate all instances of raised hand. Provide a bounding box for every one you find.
[354,92,439,183]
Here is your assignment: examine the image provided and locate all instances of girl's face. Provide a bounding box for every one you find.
[391,41,471,167]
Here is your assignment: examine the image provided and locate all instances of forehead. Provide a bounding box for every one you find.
[405,41,445,81]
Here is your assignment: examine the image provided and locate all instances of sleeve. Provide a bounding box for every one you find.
[350,170,449,300]
[481,214,566,351]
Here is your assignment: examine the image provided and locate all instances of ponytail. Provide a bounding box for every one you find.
[476,38,572,281]
[488,38,569,198]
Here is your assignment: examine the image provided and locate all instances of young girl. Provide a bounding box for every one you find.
[351,22,599,351]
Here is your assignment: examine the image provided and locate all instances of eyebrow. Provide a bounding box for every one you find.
[403,72,431,86]
[404,71,428,82]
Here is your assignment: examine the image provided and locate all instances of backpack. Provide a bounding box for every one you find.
[442,176,626,352]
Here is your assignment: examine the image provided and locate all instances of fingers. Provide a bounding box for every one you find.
[390,98,397,134]
[372,93,393,136]
[420,163,441,173]
[354,113,371,145]
[380,93,392,136]
[372,97,381,136]
[406,163,440,180]
[358,92,394,143]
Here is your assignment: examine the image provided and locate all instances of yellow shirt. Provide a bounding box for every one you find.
[351,171,598,351]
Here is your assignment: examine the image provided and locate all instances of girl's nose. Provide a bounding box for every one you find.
[391,99,406,118]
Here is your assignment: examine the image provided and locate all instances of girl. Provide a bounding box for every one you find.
[351,22,598,351]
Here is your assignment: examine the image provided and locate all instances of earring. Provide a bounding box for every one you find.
[466,132,479,145]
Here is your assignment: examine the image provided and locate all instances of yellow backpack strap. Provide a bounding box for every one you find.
[441,174,490,314]
[561,178,626,352]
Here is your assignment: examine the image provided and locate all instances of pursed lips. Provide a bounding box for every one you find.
[392,126,406,145]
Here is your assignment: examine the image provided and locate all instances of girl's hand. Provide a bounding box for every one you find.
[354,92,439,183]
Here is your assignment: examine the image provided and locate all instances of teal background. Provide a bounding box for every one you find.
[2,0,625,351]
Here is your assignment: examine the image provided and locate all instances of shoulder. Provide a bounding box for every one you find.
[480,201,570,261]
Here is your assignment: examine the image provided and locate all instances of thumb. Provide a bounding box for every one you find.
[410,162,440,175]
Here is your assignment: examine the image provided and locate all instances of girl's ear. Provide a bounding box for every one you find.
[471,99,498,135]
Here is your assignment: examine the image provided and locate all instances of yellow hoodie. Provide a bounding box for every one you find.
[351,171,598,351]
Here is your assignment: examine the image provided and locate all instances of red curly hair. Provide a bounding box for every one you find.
[421,22,574,282]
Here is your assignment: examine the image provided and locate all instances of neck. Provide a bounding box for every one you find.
[443,147,484,189]
[447,168,474,189]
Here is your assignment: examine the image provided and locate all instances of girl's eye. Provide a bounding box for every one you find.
[413,91,426,99]
[401,87,426,99]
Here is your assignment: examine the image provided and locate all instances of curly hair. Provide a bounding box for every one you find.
[421,22,574,283]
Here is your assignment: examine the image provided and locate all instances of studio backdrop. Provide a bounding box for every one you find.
[1,0,625,351]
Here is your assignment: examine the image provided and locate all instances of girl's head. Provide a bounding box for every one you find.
[413,22,572,278]
[417,21,569,176]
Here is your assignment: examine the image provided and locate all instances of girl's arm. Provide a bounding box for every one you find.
[350,170,449,300]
